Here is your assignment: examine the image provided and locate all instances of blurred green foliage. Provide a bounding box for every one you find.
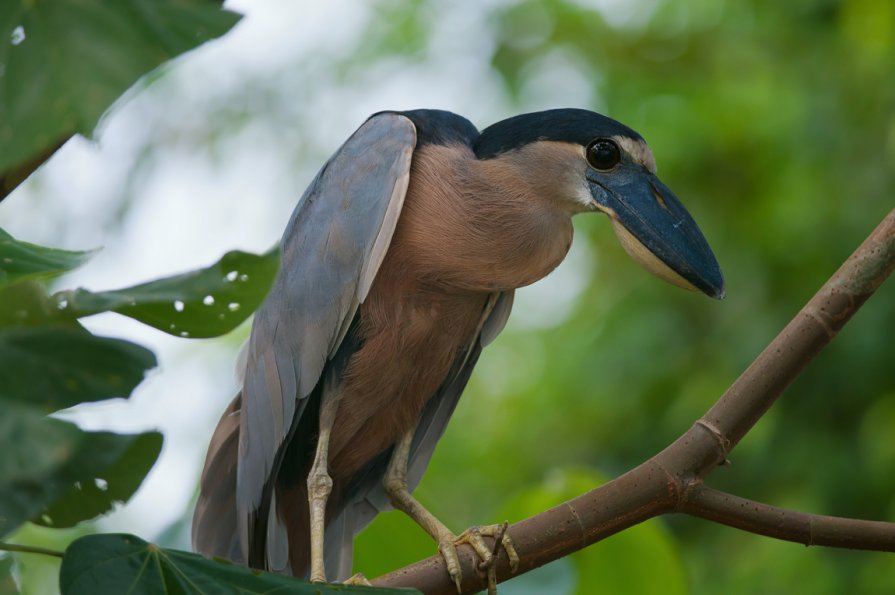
[348,0,895,593]
[0,229,302,593]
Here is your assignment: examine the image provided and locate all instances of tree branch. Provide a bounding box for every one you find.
[372,209,895,594]
[680,485,895,551]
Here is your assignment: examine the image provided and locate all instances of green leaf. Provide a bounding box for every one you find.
[0,281,76,328]
[0,405,161,536]
[0,327,156,411]
[60,534,419,595]
[57,248,280,338]
[0,407,84,537]
[35,432,162,529]
[0,0,242,175]
[0,229,94,288]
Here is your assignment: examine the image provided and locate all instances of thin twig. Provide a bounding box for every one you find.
[680,485,895,551]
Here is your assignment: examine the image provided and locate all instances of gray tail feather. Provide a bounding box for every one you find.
[192,393,243,564]
[193,391,356,581]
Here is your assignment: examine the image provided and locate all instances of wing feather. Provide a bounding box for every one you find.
[193,113,417,567]
[191,394,243,563]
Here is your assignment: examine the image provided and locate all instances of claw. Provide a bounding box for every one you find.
[477,521,509,573]
[438,540,463,592]
[437,523,518,593]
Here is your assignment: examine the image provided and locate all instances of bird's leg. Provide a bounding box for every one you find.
[307,391,342,583]
[383,425,519,593]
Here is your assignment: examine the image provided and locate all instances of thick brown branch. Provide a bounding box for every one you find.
[374,460,676,594]
[695,208,895,457]
[372,209,895,594]
[680,485,895,551]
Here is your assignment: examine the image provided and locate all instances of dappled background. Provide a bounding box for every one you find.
[3,0,894,592]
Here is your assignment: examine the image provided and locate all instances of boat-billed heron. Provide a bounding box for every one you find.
[192,108,724,587]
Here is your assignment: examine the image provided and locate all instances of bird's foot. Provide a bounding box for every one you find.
[343,573,372,586]
[438,522,519,594]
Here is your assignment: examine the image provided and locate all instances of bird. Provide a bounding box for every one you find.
[191,108,724,589]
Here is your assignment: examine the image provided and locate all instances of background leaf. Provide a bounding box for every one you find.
[0,281,76,328]
[0,406,161,537]
[59,534,419,595]
[56,248,279,338]
[0,0,242,176]
[0,327,156,411]
[0,408,84,537]
[0,228,94,287]
[35,432,163,529]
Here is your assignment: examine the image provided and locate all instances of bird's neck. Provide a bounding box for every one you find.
[390,143,574,292]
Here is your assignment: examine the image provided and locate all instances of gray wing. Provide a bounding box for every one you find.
[192,113,416,571]
[335,290,515,545]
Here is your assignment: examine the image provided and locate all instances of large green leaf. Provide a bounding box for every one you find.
[0,229,94,288]
[0,0,242,176]
[56,248,279,338]
[60,534,419,595]
[0,327,156,411]
[35,432,163,529]
[0,405,162,537]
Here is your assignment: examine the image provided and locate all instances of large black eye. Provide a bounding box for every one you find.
[586,139,621,171]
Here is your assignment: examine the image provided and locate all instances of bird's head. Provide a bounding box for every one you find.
[475,108,725,299]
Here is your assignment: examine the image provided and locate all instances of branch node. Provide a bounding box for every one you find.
[803,305,837,339]
[694,419,731,461]
[564,502,586,545]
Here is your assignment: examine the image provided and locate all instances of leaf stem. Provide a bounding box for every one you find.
[0,541,64,558]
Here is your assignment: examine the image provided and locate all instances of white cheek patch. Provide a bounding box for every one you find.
[574,181,596,209]
[573,145,598,209]
[612,135,657,174]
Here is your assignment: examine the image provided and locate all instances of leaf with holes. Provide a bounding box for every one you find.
[34,431,163,529]
[0,281,75,328]
[0,327,156,412]
[0,406,162,537]
[60,534,419,594]
[55,248,279,338]
[0,405,83,537]
[0,229,95,287]
[0,0,241,178]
